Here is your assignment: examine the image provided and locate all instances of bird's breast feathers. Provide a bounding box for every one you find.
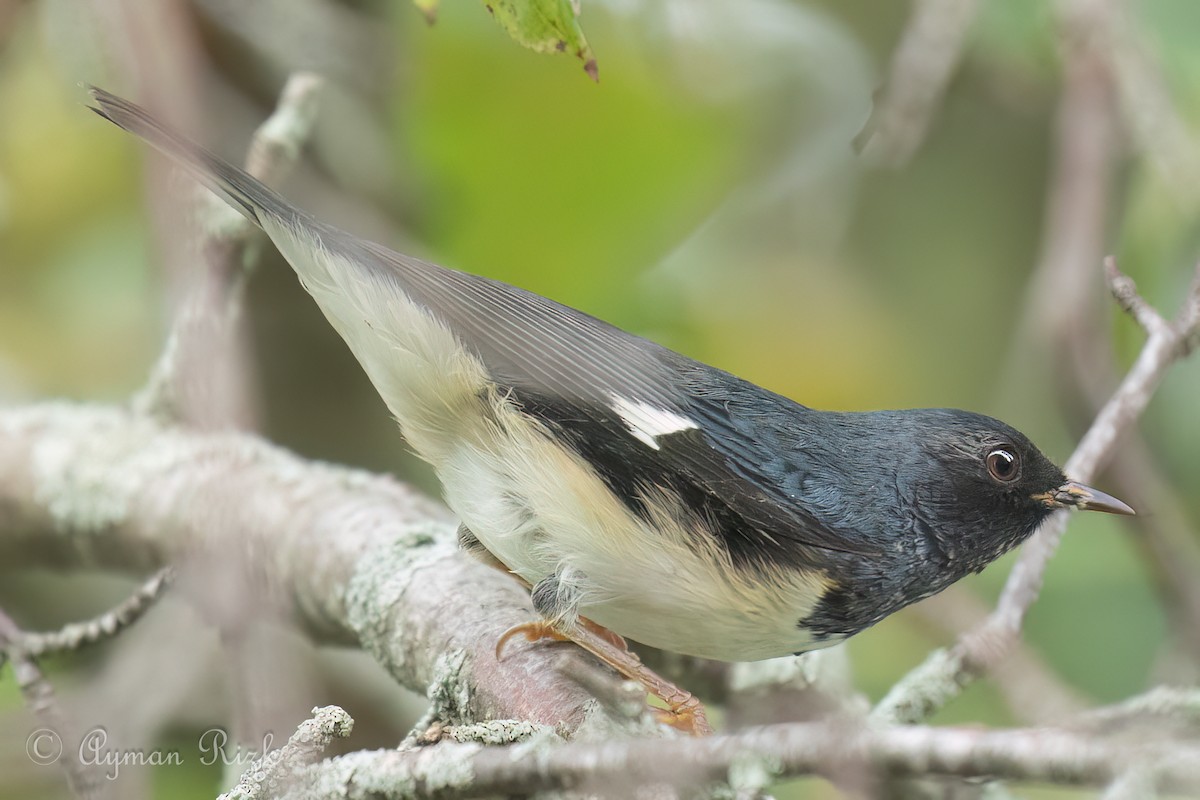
[437,389,838,661]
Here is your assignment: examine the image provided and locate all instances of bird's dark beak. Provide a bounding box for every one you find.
[1038,480,1135,516]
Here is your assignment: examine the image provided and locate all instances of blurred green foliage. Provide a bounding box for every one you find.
[2,1,1199,797]
[484,0,596,78]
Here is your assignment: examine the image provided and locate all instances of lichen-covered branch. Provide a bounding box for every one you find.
[282,720,1200,799]
[1073,686,1200,729]
[0,403,644,740]
[218,705,353,800]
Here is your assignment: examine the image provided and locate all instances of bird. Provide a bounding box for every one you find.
[87,87,1134,734]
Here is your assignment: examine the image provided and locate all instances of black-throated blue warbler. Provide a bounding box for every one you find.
[87,87,1133,732]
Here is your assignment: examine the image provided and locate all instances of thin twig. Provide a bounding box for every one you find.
[1,568,173,796]
[1104,256,1171,337]
[132,72,324,427]
[1089,261,1200,664]
[857,0,982,168]
[1060,261,1198,481]
[876,258,1200,724]
[913,588,1088,724]
[0,609,99,799]
[991,256,1191,637]
[1007,3,1200,667]
[18,567,174,659]
[1073,686,1200,729]
[877,0,1193,726]
[1103,1,1200,213]
[217,705,353,800]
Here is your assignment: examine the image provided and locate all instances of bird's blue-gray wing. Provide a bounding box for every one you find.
[344,239,875,561]
[87,85,870,563]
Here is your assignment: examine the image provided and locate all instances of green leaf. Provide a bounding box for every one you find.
[412,0,439,24]
[482,0,598,81]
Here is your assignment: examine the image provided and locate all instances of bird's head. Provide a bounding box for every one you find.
[889,409,1133,574]
[794,407,1135,641]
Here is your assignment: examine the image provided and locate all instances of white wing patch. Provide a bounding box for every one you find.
[610,395,698,450]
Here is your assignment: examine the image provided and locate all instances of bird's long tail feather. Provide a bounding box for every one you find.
[87,86,502,463]
[86,86,300,230]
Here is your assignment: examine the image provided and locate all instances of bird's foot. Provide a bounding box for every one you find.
[565,618,712,735]
[495,610,712,736]
[495,616,630,658]
[651,693,712,737]
[495,620,571,658]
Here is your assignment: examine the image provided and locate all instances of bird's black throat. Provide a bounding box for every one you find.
[796,502,1051,640]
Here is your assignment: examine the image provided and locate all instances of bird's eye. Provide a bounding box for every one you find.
[986,448,1020,483]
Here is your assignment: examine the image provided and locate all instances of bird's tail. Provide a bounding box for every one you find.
[87,86,299,230]
[87,85,499,465]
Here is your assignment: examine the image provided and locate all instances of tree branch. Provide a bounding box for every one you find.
[0,403,649,741]
[1074,686,1200,729]
[10,567,174,660]
[218,705,353,800]
[132,72,323,429]
[856,0,981,167]
[912,588,1087,724]
[283,720,1200,799]
[0,608,99,799]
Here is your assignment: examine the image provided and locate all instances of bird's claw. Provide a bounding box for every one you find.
[493,617,712,736]
[495,620,569,660]
[652,701,713,737]
[495,617,630,661]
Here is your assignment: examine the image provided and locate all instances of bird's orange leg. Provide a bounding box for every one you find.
[497,616,712,735]
[496,615,710,735]
[495,615,629,655]
[458,526,712,735]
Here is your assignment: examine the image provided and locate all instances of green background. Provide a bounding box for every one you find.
[1,1,1198,796]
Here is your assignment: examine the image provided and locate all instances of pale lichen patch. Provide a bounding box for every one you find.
[444,719,555,745]
[26,405,156,534]
[343,526,449,679]
[410,741,480,793]
[425,648,472,725]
